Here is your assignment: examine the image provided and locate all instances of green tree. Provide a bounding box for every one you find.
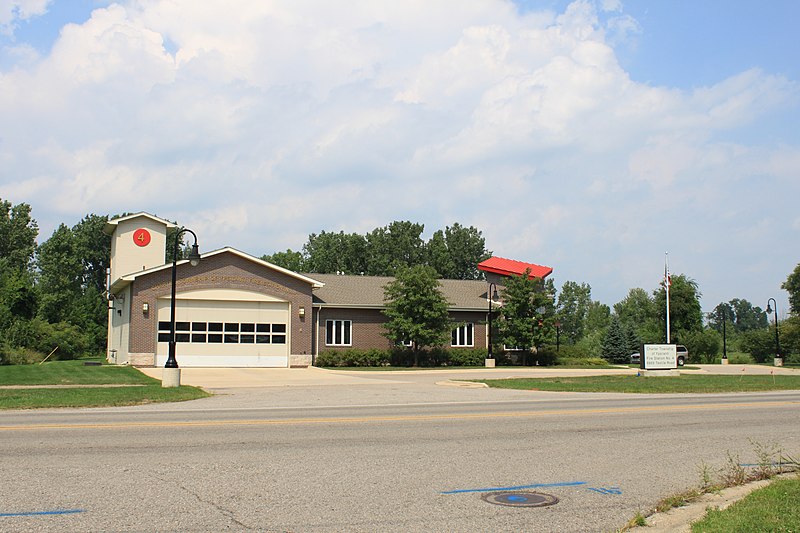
[614,287,660,343]
[683,329,721,363]
[556,281,591,344]
[262,249,306,272]
[653,274,703,343]
[303,231,367,274]
[707,299,767,333]
[382,265,451,366]
[35,215,111,354]
[366,221,425,276]
[782,263,800,316]
[0,199,38,272]
[497,271,554,362]
[426,223,490,280]
[601,316,628,363]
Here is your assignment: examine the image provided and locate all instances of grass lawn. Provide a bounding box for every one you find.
[691,477,800,532]
[323,363,620,371]
[0,360,210,409]
[477,374,800,393]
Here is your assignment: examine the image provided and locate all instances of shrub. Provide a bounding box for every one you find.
[446,348,486,366]
[315,349,390,367]
[739,328,776,363]
[5,318,91,360]
[683,329,721,363]
[0,344,44,365]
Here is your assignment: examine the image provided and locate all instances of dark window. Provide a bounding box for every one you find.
[176,322,190,331]
[158,321,171,331]
[208,322,223,332]
[224,333,239,343]
[325,320,351,346]
[257,323,271,333]
[158,333,170,342]
[240,334,255,344]
[192,322,207,331]
[225,323,239,332]
[256,335,270,344]
[208,334,223,343]
[272,324,287,333]
[176,333,190,343]
[272,335,286,344]
[191,334,206,343]
[240,323,255,332]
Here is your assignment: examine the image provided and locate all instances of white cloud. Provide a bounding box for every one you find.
[0,0,797,311]
[0,0,49,35]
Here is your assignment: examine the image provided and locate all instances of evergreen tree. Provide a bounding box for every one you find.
[602,316,628,363]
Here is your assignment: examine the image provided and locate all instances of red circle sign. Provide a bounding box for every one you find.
[133,228,151,247]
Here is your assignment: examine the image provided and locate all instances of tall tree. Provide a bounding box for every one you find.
[426,223,491,280]
[614,287,660,343]
[783,263,800,316]
[366,221,425,276]
[556,281,591,344]
[262,249,306,272]
[303,231,367,274]
[0,199,38,272]
[707,299,767,333]
[382,265,451,366]
[653,273,703,343]
[497,271,554,358]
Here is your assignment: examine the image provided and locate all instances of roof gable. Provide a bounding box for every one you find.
[103,212,177,235]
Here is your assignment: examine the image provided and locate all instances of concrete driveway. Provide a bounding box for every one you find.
[138,363,798,390]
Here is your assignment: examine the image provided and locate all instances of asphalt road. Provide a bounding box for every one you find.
[1,375,799,532]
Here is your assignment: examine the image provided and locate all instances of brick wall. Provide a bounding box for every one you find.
[314,307,487,352]
[128,252,315,361]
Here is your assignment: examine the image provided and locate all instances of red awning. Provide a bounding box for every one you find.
[478,256,553,279]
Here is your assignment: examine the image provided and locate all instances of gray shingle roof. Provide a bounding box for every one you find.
[308,273,489,311]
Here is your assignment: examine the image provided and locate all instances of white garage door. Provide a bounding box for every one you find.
[156,291,290,367]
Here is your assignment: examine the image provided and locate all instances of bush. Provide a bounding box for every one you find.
[739,328,776,363]
[5,318,92,360]
[683,329,721,363]
[446,348,487,366]
[315,349,390,367]
[0,344,44,365]
[726,352,755,364]
[556,356,610,366]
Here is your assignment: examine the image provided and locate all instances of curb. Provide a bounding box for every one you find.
[436,380,489,388]
[627,472,797,532]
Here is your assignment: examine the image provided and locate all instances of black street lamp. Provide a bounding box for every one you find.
[166,228,201,370]
[487,283,499,359]
[765,298,782,364]
[554,320,561,352]
[720,307,727,361]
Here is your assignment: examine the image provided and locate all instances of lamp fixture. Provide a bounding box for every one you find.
[299,306,305,318]
[142,303,149,313]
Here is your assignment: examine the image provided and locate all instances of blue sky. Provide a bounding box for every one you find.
[1,0,798,317]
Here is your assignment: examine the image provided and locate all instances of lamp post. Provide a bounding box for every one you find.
[487,283,499,365]
[720,307,728,364]
[765,298,782,367]
[163,228,201,387]
[554,320,561,353]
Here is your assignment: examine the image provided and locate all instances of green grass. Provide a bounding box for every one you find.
[0,360,210,409]
[477,374,800,393]
[691,477,800,532]
[0,359,154,386]
[322,363,620,371]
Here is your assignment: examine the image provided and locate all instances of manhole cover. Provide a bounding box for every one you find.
[481,491,559,508]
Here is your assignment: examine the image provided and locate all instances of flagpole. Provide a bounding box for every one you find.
[665,252,671,344]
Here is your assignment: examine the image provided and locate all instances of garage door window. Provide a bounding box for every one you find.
[158,321,287,345]
[325,320,351,346]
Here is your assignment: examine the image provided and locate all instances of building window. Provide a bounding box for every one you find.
[325,319,352,346]
[451,323,474,347]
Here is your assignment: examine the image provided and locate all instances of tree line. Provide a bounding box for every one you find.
[2,197,798,365]
[262,221,492,280]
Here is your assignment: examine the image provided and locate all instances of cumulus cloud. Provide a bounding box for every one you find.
[0,0,797,310]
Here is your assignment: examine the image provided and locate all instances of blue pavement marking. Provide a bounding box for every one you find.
[0,509,85,518]
[441,481,587,495]
[587,486,622,495]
